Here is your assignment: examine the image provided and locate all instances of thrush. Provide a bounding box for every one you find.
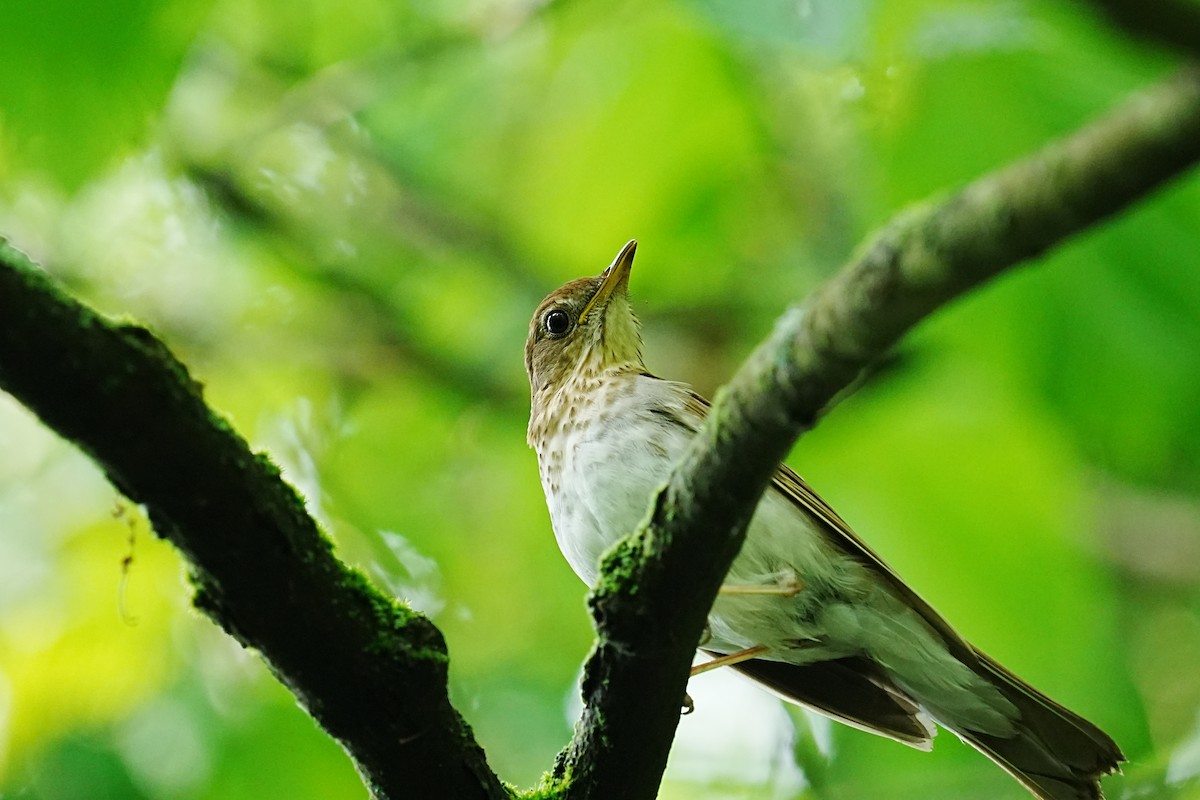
[525,240,1124,800]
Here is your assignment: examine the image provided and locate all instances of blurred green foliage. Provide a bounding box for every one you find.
[2,0,1199,798]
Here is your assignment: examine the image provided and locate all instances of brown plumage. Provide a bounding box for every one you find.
[526,240,1125,799]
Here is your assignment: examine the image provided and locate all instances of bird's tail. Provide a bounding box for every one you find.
[948,649,1125,800]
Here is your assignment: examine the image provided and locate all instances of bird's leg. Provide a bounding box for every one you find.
[719,569,804,598]
[689,644,768,677]
[682,646,765,713]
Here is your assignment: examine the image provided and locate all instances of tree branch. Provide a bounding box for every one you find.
[558,66,1200,799]
[4,52,1200,800]
[0,240,509,800]
[184,163,528,407]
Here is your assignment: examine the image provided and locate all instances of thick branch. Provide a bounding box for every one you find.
[559,66,1200,799]
[0,240,508,800]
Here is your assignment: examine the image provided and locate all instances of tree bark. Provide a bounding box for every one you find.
[554,66,1200,800]
[0,239,509,800]
[2,60,1199,800]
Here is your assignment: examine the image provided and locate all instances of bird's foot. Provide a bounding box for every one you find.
[689,644,768,677]
[681,693,695,715]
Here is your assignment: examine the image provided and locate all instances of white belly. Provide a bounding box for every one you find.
[533,374,1019,733]
[538,389,684,586]
[535,377,866,660]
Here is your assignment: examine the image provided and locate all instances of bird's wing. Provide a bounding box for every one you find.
[679,388,1126,796]
[680,390,975,660]
[769,464,1126,800]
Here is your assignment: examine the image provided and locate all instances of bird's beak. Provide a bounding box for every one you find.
[579,239,636,324]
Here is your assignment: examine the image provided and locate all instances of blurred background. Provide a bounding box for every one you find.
[1,0,1198,798]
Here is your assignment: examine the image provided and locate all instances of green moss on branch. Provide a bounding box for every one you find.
[0,238,507,800]
[555,67,1200,800]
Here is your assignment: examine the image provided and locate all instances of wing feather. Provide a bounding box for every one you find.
[678,386,1125,797]
[680,389,976,661]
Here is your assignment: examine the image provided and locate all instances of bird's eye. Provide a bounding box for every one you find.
[544,309,571,337]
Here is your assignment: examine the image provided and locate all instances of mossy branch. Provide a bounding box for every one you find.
[555,67,1200,799]
[3,59,1200,800]
[0,239,509,800]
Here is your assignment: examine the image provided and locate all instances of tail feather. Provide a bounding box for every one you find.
[720,648,1123,800]
[949,649,1125,800]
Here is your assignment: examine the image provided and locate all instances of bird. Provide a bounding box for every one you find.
[524,240,1125,800]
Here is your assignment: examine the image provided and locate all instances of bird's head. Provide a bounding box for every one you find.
[524,239,644,397]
